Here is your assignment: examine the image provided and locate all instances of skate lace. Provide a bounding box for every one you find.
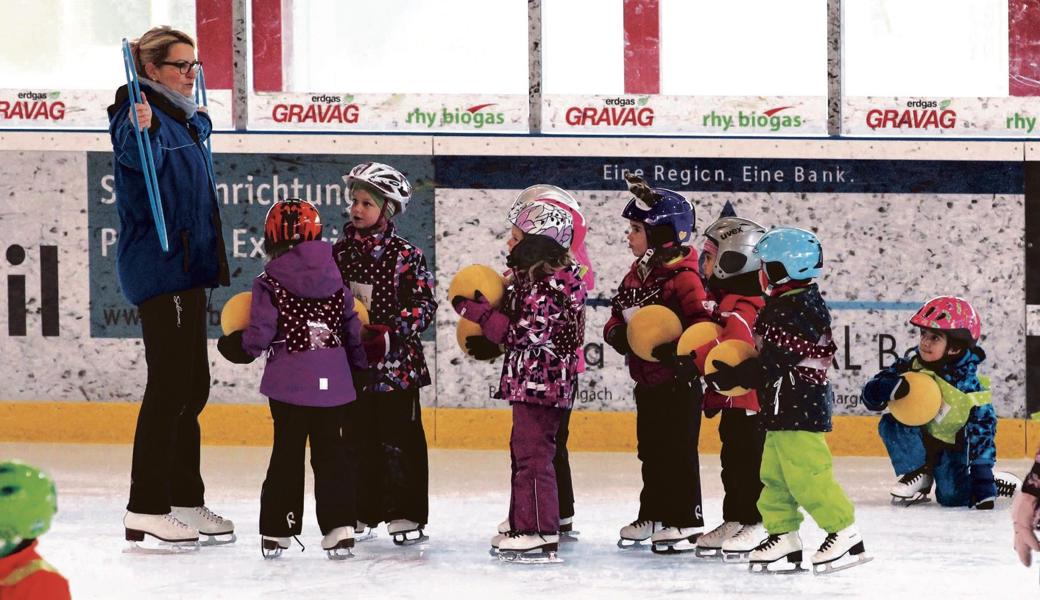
[996,477,1018,498]
[194,506,225,524]
[165,513,192,531]
[733,524,756,541]
[819,533,838,552]
[898,471,923,485]
[755,534,782,551]
[628,519,652,528]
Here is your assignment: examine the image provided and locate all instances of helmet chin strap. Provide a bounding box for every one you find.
[636,247,656,281]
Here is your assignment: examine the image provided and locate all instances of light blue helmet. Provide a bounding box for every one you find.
[753,227,823,285]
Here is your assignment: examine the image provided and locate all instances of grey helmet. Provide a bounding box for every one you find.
[703,217,767,280]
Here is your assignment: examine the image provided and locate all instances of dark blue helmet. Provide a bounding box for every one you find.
[621,174,695,247]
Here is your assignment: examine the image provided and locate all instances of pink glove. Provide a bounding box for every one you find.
[451,290,494,322]
[1012,491,1040,566]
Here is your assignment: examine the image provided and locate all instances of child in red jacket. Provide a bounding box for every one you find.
[604,175,712,554]
[0,461,70,600]
[687,216,769,561]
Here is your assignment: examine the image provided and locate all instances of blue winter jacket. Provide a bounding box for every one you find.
[862,345,986,411]
[107,85,229,305]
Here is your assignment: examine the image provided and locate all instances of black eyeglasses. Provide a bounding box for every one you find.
[158,60,202,75]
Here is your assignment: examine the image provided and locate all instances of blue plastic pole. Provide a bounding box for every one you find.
[194,65,219,198]
[121,39,169,252]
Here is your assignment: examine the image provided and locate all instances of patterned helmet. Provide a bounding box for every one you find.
[702,217,767,280]
[909,296,981,345]
[621,174,694,247]
[508,184,583,226]
[344,162,412,216]
[754,227,823,284]
[264,198,323,250]
[510,202,574,249]
[0,462,57,547]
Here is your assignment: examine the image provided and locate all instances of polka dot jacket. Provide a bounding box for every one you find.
[333,221,437,392]
[753,283,838,432]
[496,265,587,409]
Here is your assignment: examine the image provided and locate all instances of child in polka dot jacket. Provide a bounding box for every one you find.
[333,162,438,544]
[452,201,586,559]
[217,199,368,558]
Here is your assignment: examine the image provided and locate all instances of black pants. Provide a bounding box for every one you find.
[554,408,575,520]
[719,408,765,524]
[634,380,704,528]
[349,388,429,525]
[260,399,355,536]
[127,289,210,514]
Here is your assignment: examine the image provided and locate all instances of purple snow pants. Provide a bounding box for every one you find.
[507,402,564,534]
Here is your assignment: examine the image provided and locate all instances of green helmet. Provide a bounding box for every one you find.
[0,461,57,548]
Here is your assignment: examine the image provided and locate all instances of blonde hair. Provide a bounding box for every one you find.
[131,26,195,77]
[521,251,575,280]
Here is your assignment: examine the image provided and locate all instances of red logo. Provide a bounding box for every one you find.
[0,100,66,121]
[865,108,956,130]
[466,103,497,113]
[564,106,655,127]
[272,103,360,124]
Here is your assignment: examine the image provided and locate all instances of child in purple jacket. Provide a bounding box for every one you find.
[452,202,587,563]
[218,199,368,560]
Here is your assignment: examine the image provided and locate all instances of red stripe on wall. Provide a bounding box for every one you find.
[252,0,283,92]
[623,0,660,95]
[195,0,233,89]
[1009,0,1040,96]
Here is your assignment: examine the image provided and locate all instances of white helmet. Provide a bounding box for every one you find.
[343,162,412,216]
[508,184,584,227]
[510,202,574,249]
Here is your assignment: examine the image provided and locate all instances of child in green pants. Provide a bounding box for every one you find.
[706,227,870,575]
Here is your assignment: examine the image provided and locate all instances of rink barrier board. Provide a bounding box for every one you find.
[0,401,1031,458]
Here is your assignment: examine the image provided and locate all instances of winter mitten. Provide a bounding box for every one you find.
[650,341,679,367]
[1012,490,1040,566]
[892,377,911,400]
[465,335,504,360]
[705,357,765,392]
[605,324,631,356]
[451,290,493,322]
[361,324,391,365]
[217,330,255,364]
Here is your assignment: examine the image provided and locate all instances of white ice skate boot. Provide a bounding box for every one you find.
[355,521,377,542]
[694,521,741,558]
[812,525,872,575]
[261,536,291,559]
[497,532,562,564]
[559,516,580,541]
[490,523,510,557]
[321,526,355,560]
[996,471,1022,499]
[617,519,662,549]
[722,522,768,563]
[650,525,702,554]
[387,519,428,546]
[124,511,199,552]
[889,469,933,506]
[171,505,236,545]
[748,532,806,574]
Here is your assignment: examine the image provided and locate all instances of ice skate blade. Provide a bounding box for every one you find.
[651,534,700,555]
[325,548,355,560]
[722,550,751,563]
[354,529,377,543]
[124,528,200,554]
[749,551,806,574]
[392,531,429,546]
[693,546,723,559]
[200,532,236,546]
[813,551,873,575]
[617,538,650,550]
[498,549,562,564]
[890,493,930,507]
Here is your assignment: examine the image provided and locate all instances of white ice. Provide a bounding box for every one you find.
[1,442,1034,599]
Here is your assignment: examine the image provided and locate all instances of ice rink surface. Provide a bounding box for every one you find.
[2,442,1034,599]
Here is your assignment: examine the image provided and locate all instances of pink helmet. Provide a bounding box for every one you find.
[909,296,981,345]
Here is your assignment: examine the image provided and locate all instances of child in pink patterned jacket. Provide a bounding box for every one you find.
[451,201,586,563]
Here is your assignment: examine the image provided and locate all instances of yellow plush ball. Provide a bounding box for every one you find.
[704,340,759,396]
[889,372,942,426]
[354,298,369,325]
[448,265,506,308]
[220,292,252,334]
[456,318,485,358]
[627,305,683,362]
[676,322,724,357]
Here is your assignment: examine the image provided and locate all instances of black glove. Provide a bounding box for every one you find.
[892,377,911,400]
[893,360,912,375]
[351,369,370,395]
[217,330,255,364]
[465,335,504,361]
[651,341,679,367]
[605,324,631,356]
[705,357,764,392]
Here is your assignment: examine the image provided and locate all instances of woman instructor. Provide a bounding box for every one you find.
[108,26,232,546]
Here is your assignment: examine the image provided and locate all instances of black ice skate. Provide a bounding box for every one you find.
[617,519,662,549]
[811,525,872,575]
[388,519,428,546]
[649,526,701,555]
[496,532,562,564]
[748,532,807,574]
[889,468,933,507]
[123,511,200,554]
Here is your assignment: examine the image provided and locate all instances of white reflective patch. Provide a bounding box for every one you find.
[319,378,328,391]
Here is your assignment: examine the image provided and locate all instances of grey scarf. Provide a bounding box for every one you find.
[139,78,197,119]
